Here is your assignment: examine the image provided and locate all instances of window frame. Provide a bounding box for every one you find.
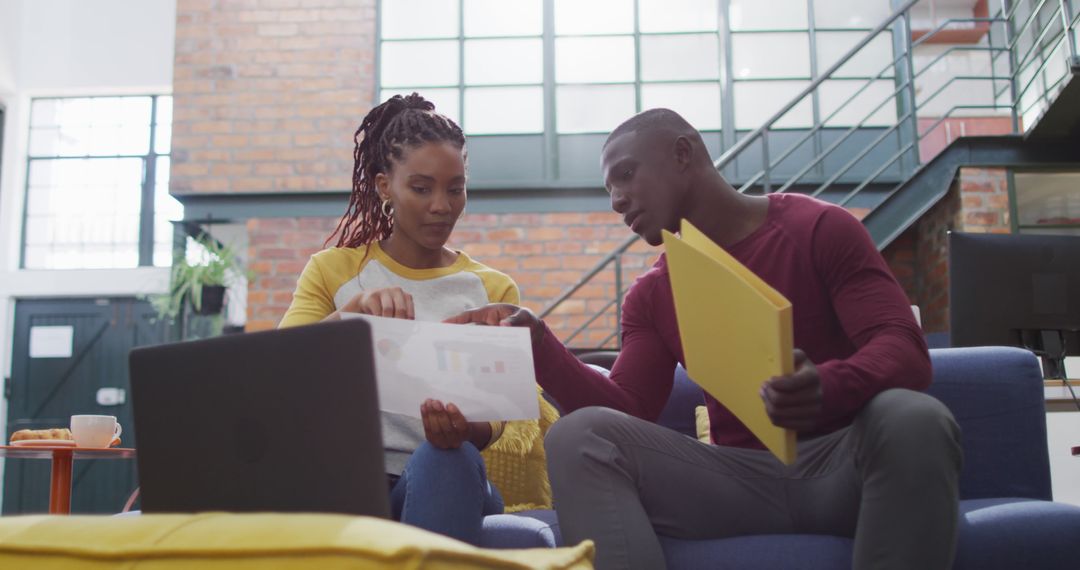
[374,0,899,188]
[1010,170,1080,236]
[20,94,172,270]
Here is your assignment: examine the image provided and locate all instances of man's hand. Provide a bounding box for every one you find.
[443,303,545,348]
[760,349,823,432]
[342,287,415,319]
[420,399,471,449]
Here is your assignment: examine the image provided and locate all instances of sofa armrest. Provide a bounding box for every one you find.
[926,347,1052,501]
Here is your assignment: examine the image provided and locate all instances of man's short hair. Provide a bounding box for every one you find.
[604,108,703,148]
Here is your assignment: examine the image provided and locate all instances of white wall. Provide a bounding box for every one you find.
[1048,412,1080,506]
[0,1,21,94]
[0,0,176,511]
[1046,382,1080,506]
[16,0,176,90]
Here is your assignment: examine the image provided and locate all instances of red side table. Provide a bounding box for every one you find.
[0,445,136,514]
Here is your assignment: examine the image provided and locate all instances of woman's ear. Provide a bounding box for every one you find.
[375,172,390,201]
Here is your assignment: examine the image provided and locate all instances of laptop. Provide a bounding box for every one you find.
[129,319,390,517]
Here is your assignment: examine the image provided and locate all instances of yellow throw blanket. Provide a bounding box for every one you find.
[481,389,560,512]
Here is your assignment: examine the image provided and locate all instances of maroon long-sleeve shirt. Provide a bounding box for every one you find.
[535,193,931,448]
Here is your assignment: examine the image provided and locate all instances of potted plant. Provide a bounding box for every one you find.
[151,235,248,319]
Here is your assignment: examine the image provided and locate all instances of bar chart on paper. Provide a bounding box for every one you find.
[434,342,508,375]
[434,344,463,373]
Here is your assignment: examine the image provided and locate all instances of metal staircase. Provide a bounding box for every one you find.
[542,0,1080,349]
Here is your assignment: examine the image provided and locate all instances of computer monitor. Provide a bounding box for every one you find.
[949,231,1080,379]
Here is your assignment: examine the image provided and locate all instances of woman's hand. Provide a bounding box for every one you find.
[421,399,474,449]
[342,287,415,319]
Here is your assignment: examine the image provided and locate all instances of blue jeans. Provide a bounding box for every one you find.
[389,442,504,545]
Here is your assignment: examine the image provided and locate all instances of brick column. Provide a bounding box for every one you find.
[246,217,333,331]
[171,0,374,196]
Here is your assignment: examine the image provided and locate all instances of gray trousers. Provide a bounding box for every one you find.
[545,389,962,570]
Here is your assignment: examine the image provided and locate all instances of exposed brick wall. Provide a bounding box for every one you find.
[913,181,962,333]
[245,216,329,331]
[170,0,373,195]
[881,166,1009,334]
[882,231,918,303]
[957,167,1011,233]
[246,212,661,347]
[881,179,963,334]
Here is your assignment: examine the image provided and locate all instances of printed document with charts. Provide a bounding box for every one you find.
[663,220,797,464]
[341,313,539,421]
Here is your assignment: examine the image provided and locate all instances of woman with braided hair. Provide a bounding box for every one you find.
[279,93,552,544]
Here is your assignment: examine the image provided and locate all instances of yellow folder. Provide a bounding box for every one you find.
[663,219,796,464]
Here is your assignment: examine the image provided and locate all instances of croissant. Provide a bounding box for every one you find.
[9,428,73,442]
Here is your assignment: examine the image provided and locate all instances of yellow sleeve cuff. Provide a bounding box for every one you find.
[487,421,506,447]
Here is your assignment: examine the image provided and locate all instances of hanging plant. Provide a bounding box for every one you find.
[151,235,249,319]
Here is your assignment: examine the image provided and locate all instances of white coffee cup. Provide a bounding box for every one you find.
[70,415,122,448]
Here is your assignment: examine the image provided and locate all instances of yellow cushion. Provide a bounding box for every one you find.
[0,513,593,569]
[482,389,560,512]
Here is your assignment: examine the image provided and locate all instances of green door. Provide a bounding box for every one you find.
[3,298,167,514]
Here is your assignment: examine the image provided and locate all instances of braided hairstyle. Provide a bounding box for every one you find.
[327,93,466,248]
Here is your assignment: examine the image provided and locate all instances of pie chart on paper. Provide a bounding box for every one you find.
[376,338,402,361]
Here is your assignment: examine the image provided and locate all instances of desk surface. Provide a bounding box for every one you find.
[0,445,135,460]
[1044,379,1080,412]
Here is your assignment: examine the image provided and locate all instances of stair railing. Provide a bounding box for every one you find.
[541,0,1080,349]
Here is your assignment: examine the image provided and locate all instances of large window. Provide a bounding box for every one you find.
[1014,172,1080,237]
[23,95,180,269]
[729,0,895,129]
[378,0,727,135]
[554,0,721,133]
[379,0,545,134]
[378,0,897,136]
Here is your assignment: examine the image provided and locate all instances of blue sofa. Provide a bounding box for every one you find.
[480,346,1080,569]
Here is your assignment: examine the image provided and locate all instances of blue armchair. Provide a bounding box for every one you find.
[480,346,1080,570]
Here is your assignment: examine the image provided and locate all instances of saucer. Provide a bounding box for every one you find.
[10,439,77,447]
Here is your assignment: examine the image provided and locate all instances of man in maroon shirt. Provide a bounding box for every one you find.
[448,109,961,570]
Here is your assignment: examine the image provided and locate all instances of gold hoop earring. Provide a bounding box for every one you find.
[381,198,393,218]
